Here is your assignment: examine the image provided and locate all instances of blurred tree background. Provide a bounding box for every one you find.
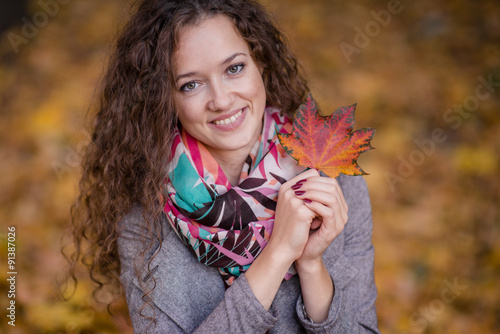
[0,0,498,333]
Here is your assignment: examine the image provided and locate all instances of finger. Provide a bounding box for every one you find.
[296,179,337,195]
[300,177,347,213]
[280,186,318,217]
[330,178,348,213]
[301,174,336,184]
[310,218,322,230]
[284,169,320,190]
[303,201,346,238]
[297,189,348,224]
[297,176,343,198]
[294,188,342,209]
[301,176,342,195]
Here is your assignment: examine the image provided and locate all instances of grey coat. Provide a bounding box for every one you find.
[118,174,380,333]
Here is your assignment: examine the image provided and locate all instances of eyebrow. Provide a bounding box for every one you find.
[175,52,246,83]
[222,52,246,65]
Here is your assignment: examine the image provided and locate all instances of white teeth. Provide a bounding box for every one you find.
[213,109,243,125]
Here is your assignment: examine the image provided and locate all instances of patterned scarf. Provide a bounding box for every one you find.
[164,107,305,286]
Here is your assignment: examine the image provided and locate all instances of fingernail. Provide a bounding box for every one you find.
[296,179,307,184]
[304,198,312,204]
[291,184,302,190]
[294,191,305,196]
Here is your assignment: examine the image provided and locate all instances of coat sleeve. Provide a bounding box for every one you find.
[117,206,278,334]
[295,175,380,333]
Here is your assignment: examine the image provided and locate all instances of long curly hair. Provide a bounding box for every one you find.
[66,0,308,326]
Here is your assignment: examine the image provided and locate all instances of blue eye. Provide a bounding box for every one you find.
[180,81,199,92]
[227,63,244,74]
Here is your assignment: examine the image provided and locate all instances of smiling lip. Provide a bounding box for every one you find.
[209,107,246,130]
[211,107,244,123]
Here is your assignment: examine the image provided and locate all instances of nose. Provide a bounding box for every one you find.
[207,80,233,112]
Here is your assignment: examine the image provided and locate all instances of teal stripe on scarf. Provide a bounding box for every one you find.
[171,153,212,213]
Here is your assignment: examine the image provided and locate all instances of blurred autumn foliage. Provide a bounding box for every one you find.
[0,0,499,333]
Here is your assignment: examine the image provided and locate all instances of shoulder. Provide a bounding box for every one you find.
[337,174,372,227]
[118,206,226,332]
[322,174,373,267]
[337,174,370,201]
[117,205,163,260]
[118,204,146,236]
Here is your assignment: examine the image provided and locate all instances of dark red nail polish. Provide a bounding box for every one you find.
[304,198,312,204]
[291,184,302,190]
[294,191,305,196]
[297,179,307,184]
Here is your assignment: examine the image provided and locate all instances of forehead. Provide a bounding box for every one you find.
[174,15,250,72]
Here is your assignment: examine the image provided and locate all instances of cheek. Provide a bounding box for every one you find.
[246,71,266,101]
[178,110,200,130]
[175,97,202,125]
[177,109,196,133]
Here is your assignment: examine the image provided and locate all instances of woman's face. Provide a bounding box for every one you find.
[172,15,267,159]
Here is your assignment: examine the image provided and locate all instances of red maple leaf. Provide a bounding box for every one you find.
[277,94,375,178]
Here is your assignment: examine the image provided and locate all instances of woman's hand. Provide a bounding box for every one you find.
[245,169,320,310]
[294,171,348,267]
[246,169,347,313]
[268,169,320,263]
[289,170,348,323]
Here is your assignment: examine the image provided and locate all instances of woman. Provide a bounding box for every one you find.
[69,0,380,332]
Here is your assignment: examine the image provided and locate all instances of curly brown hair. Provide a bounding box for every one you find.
[66,0,308,325]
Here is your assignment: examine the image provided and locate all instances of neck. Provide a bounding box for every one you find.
[208,149,249,186]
